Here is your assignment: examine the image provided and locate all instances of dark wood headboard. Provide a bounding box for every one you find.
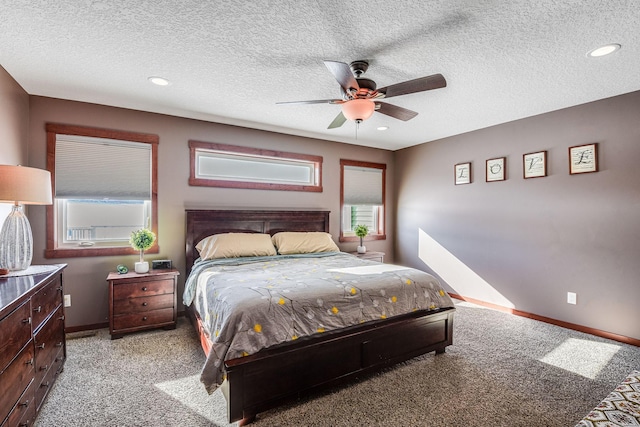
[185,210,330,274]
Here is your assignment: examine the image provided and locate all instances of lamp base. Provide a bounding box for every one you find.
[0,204,33,271]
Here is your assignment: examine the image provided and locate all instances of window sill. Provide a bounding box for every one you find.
[339,234,386,243]
[45,246,159,259]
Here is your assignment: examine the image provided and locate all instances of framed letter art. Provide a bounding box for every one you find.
[523,150,547,178]
[486,157,506,182]
[569,143,598,174]
[454,162,471,185]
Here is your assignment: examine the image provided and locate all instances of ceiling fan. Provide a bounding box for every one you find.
[277,60,446,129]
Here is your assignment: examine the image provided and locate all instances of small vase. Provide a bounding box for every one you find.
[357,245,366,254]
[135,261,149,274]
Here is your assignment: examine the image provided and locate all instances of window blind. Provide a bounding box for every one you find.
[55,135,151,200]
[343,166,383,205]
[196,150,315,185]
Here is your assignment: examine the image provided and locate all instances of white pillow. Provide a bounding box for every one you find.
[196,233,277,260]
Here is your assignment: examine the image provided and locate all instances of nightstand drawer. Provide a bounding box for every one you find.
[113,307,174,331]
[113,293,174,315]
[107,269,179,338]
[112,278,174,300]
[349,251,385,263]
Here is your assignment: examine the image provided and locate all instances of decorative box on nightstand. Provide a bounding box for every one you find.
[349,251,385,263]
[107,268,179,339]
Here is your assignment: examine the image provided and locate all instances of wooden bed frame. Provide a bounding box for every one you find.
[184,209,455,425]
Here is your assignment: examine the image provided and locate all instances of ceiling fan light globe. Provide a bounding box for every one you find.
[342,99,375,122]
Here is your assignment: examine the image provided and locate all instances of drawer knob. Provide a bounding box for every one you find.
[19,422,30,427]
[142,316,148,321]
[34,305,42,313]
[142,302,148,306]
[22,317,32,324]
[36,343,45,349]
[55,341,63,347]
[58,315,65,321]
[41,381,50,388]
[19,400,29,408]
[142,286,148,291]
[25,358,33,366]
[40,364,49,371]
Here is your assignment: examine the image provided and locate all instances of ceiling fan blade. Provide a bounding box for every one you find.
[375,102,418,121]
[378,73,446,98]
[276,99,342,105]
[324,60,359,92]
[327,111,347,129]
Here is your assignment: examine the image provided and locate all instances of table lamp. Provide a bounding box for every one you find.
[0,165,52,271]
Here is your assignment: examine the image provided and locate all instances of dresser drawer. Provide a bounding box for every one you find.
[113,278,174,300]
[34,346,64,413]
[34,306,65,388]
[0,341,34,424]
[0,302,32,373]
[113,307,174,331]
[113,293,174,315]
[35,346,64,412]
[3,378,35,427]
[31,276,62,331]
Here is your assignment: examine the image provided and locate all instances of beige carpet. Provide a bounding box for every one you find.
[36,300,640,426]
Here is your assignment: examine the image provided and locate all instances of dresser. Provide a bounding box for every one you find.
[107,269,179,339]
[0,264,66,427]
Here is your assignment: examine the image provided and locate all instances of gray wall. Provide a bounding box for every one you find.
[395,90,640,341]
[0,66,29,219]
[26,96,395,329]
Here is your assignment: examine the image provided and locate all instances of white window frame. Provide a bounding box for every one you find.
[56,199,151,247]
[189,140,323,192]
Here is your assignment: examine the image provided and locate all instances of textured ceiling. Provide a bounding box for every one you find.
[1,1,638,150]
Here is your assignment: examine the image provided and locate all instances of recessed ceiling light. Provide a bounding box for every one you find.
[148,76,171,86]
[587,43,621,58]
[377,126,389,131]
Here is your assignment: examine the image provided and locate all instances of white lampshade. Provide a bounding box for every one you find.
[0,165,52,271]
[0,165,52,205]
[342,99,375,122]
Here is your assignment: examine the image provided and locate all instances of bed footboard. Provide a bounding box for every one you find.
[221,307,455,423]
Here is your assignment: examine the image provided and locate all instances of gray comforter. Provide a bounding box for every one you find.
[183,252,454,393]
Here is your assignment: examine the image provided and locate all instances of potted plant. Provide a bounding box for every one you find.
[130,228,156,273]
[354,224,369,254]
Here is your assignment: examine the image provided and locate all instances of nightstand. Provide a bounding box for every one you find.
[107,269,179,339]
[349,251,385,263]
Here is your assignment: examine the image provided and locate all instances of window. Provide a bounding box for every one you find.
[45,123,158,258]
[189,140,322,192]
[340,159,386,242]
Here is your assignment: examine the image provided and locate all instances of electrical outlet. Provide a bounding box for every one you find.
[567,292,577,305]
[64,294,71,307]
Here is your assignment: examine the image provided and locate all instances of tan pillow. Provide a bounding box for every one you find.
[196,233,277,260]
[271,232,340,255]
